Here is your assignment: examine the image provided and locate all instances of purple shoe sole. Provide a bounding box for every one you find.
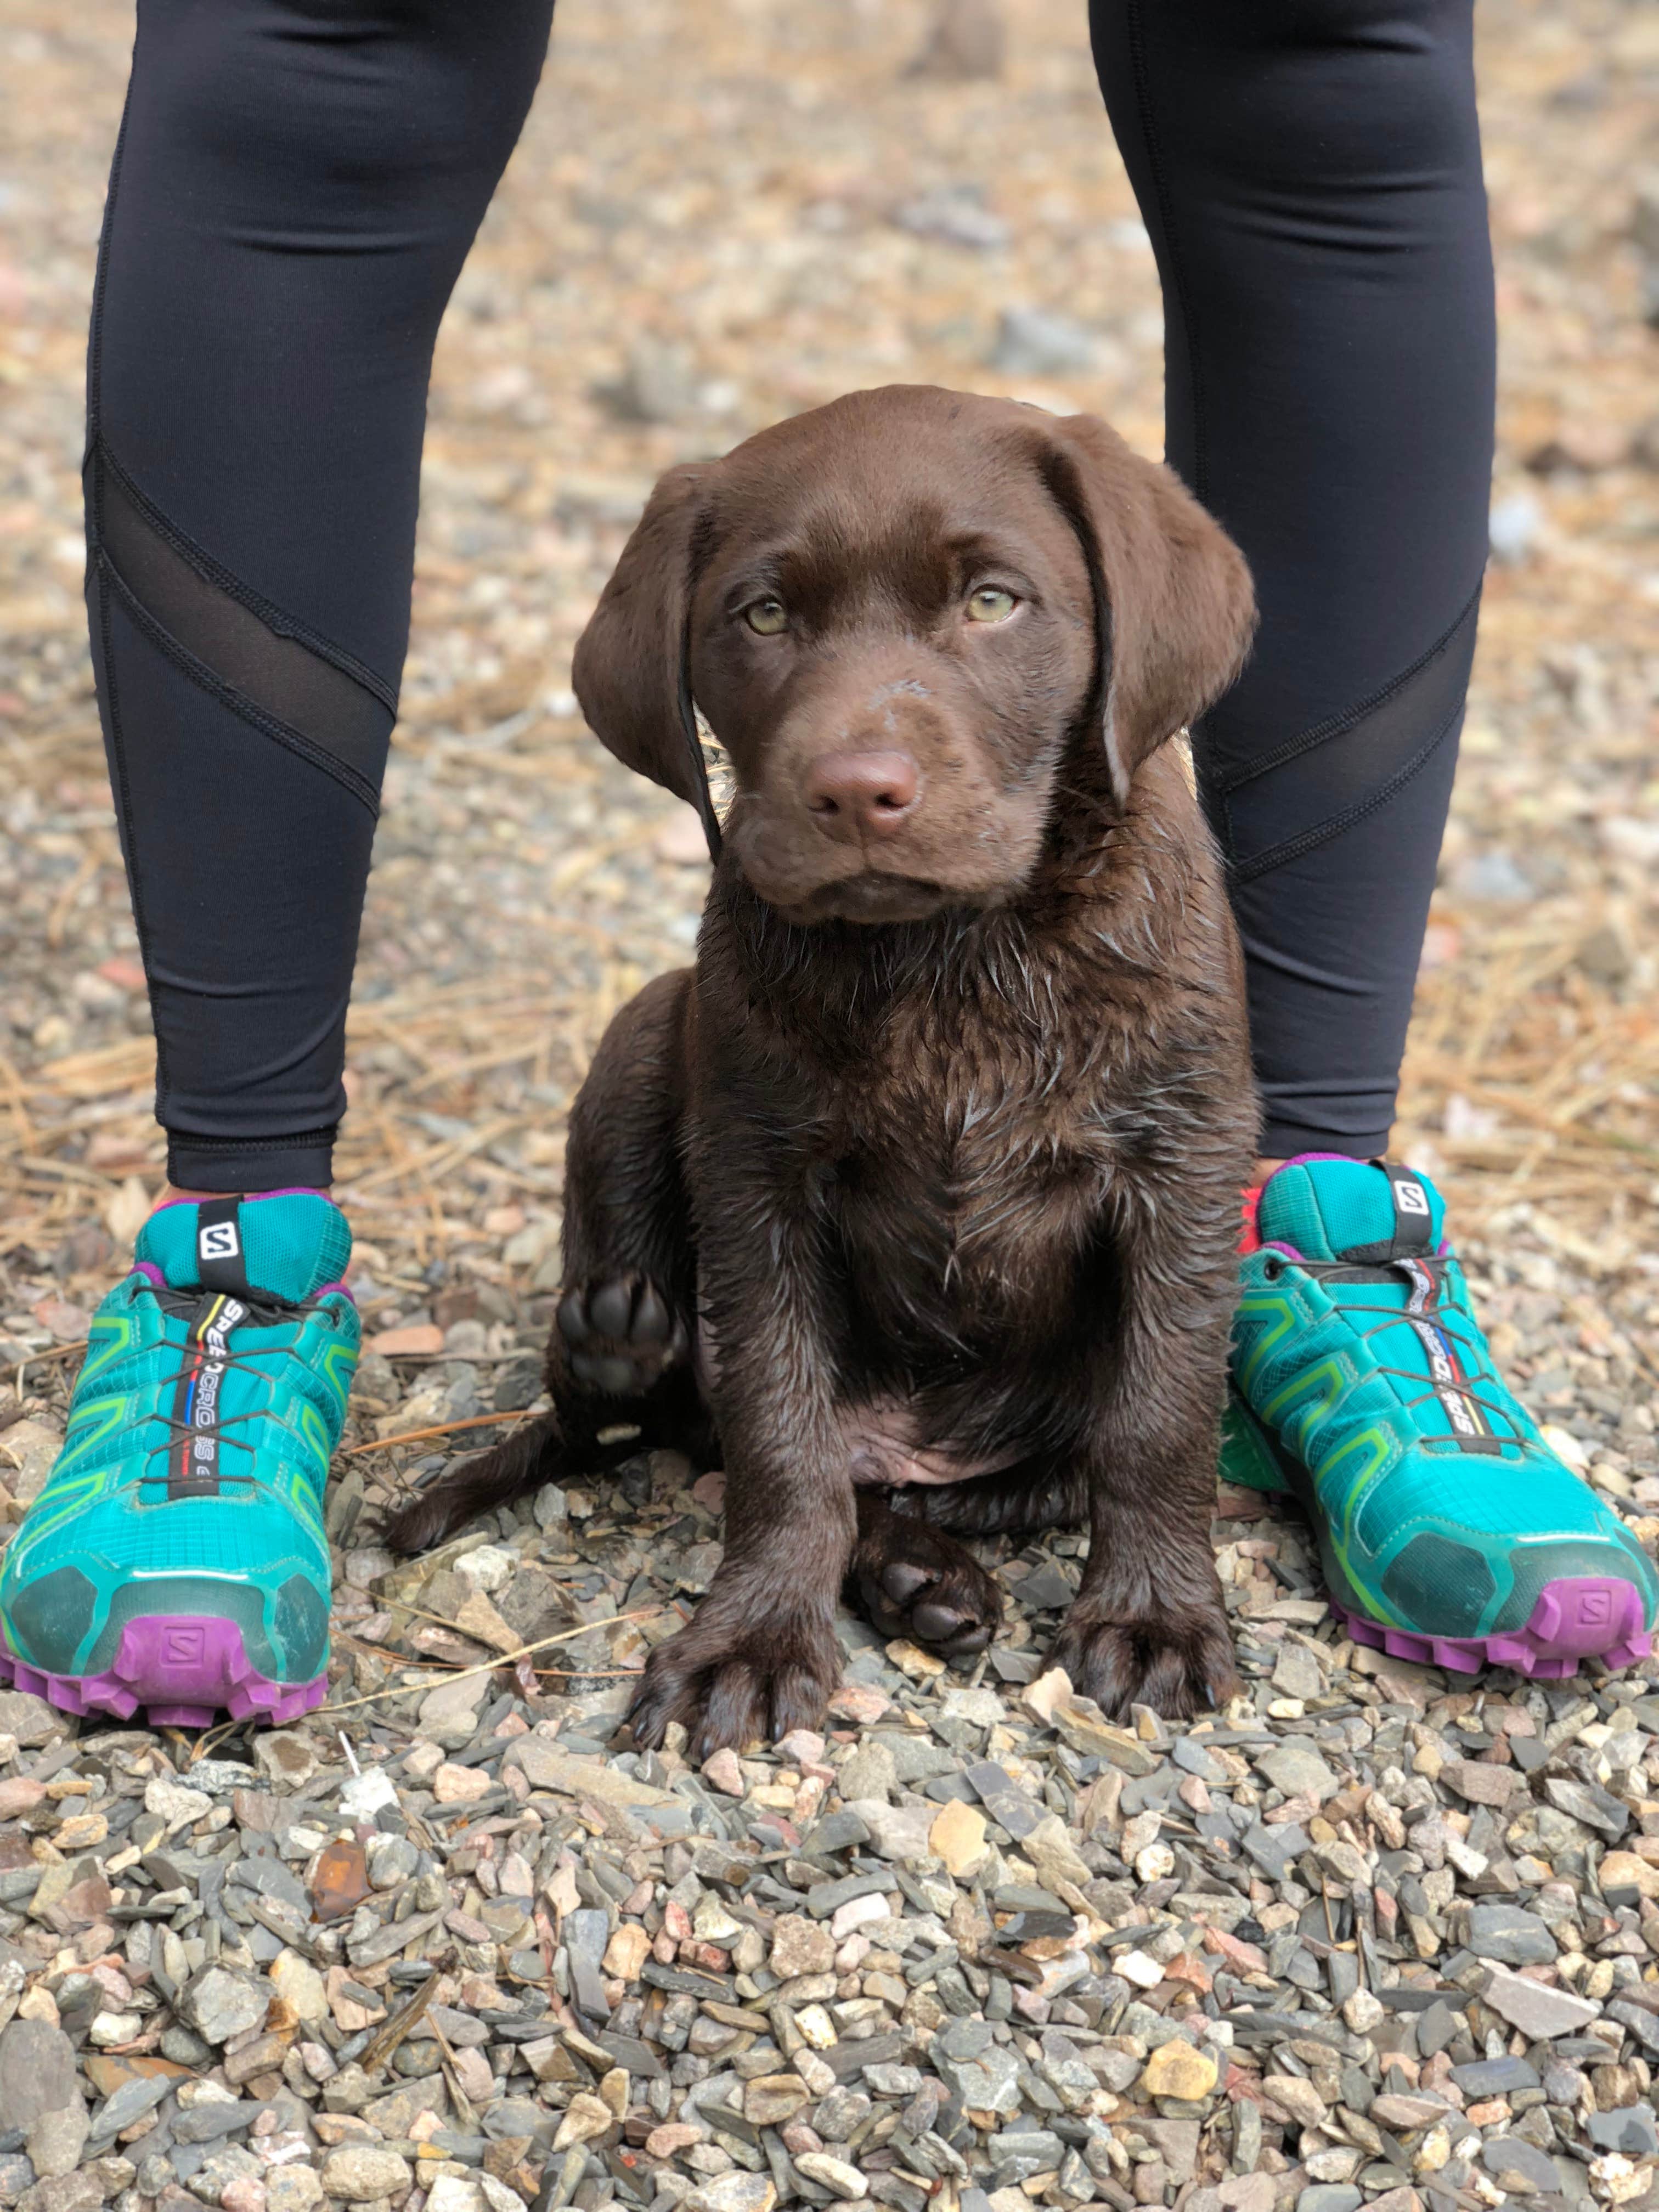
[0,1616,326,1729]
[1329,1574,1652,1680]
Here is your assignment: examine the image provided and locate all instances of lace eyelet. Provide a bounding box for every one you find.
[1262,1257,1284,1282]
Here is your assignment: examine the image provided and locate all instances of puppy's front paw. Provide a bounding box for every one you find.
[1049,1600,1236,1721]
[625,1607,840,1758]
[853,1520,1002,1660]
[557,1273,688,1397]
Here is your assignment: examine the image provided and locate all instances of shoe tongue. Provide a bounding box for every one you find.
[136,1192,352,1304]
[1257,1156,1446,1263]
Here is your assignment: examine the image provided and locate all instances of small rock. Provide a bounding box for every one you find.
[551,2092,613,2149]
[367,1324,444,1356]
[1440,1760,1520,1808]
[985,307,1097,377]
[836,1742,896,1803]
[891,185,1009,252]
[1299,2191,1363,2212]
[1479,1965,1599,2039]
[1481,2139,1560,2193]
[684,2179,776,2212]
[24,2104,88,2182]
[432,1763,493,1805]
[0,2021,81,2136]
[1341,1989,1385,2035]
[178,1967,269,2046]
[1597,1852,1659,1901]
[0,1695,60,1750]
[1141,2041,1218,2102]
[1466,1903,1556,1966]
[743,2075,809,2126]
[700,1748,744,1797]
[251,1732,319,1788]
[265,2171,324,2212]
[1489,491,1542,563]
[602,1923,651,1982]
[793,2153,867,2202]
[268,1951,328,2024]
[770,1916,836,1979]
[1255,1740,1340,1803]
[1586,2107,1659,2157]
[929,1798,988,1877]
[452,1544,515,1594]
[318,2145,413,2200]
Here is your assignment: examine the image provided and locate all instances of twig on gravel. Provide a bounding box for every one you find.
[345,1407,534,1455]
[315,1605,658,1712]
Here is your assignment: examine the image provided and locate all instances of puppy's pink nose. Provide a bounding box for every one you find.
[804,750,919,841]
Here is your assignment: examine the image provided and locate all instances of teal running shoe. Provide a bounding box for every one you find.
[0,1191,357,1726]
[1223,1156,1656,1679]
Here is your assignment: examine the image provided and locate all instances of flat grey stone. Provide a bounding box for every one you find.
[1298,2190,1362,2212]
[1466,1904,1555,1967]
[1450,2056,1539,2096]
[1254,1739,1340,1803]
[1585,2106,1659,2156]
[172,2101,259,2145]
[1481,2138,1560,2192]
[1479,1965,1599,2040]
[0,2021,80,2135]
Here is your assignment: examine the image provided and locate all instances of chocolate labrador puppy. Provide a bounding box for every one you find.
[383,386,1257,1755]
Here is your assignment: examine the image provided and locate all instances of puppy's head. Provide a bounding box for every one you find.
[573,386,1254,924]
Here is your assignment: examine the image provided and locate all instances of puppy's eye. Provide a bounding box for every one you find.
[743,598,788,636]
[966,587,1018,624]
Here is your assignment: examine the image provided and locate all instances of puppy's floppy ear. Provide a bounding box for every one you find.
[572,461,708,806]
[1035,412,1255,808]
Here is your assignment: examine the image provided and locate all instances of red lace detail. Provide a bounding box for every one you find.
[1238,1185,1264,1256]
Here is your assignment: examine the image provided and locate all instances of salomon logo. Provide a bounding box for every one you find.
[200,1221,241,1262]
[1396,1181,1429,1215]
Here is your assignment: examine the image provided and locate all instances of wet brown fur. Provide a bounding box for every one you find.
[380,386,1259,1757]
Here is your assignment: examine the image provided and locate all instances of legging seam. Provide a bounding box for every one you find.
[99,551,382,817]
[167,1128,337,1154]
[1228,694,1464,885]
[1214,579,1484,799]
[94,441,399,714]
[1125,1,1207,503]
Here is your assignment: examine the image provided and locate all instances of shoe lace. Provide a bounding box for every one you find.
[1261,1251,1528,1443]
[125,1284,339,1494]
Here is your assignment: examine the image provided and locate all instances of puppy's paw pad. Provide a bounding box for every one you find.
[1050,1610,1235,1722]
[857,1525,1002,1660]
[557,1273,687,1395]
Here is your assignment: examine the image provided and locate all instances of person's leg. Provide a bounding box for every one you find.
[88,0,554,1193]
[1091,1,1657,1674]
[1090,0,1492,1162]
[0,0,555,1728]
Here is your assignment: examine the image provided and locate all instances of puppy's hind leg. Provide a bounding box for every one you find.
[377,969,707,1555]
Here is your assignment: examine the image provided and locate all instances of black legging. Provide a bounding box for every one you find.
[86,0,1493,1193]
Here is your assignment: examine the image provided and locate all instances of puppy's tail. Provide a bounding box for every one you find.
[374,1410,566,1556]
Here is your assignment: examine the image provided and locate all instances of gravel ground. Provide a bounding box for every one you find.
[2,1,1659,2209]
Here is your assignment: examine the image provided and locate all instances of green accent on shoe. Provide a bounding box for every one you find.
[0,1191,357,1724]
[1228,1155,1657,1677]
[1218,1388,1294,1494]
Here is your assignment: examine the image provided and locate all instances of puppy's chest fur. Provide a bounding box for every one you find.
[704,797,1226,1390]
